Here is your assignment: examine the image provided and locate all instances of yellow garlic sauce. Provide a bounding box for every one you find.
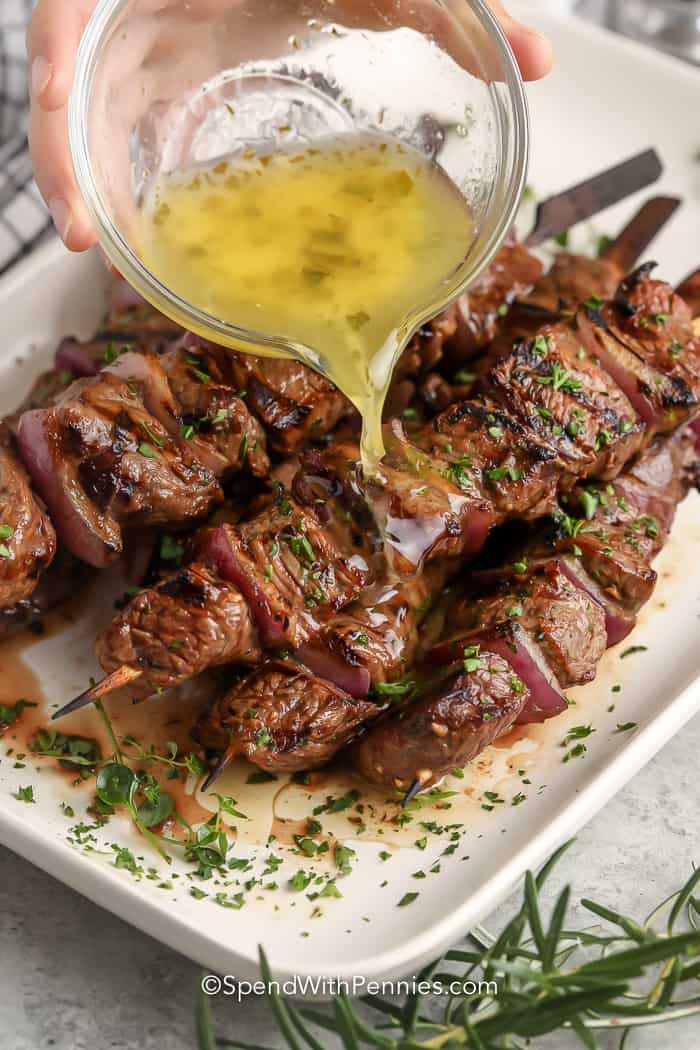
[141,135,474,472]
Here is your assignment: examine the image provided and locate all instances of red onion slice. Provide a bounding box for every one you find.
[296,643,371,698]
[557,557,635,647]
[16,410,120,568]
[193,525,287,648]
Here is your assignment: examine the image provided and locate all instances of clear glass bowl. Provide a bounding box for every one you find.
[69,0,529,362]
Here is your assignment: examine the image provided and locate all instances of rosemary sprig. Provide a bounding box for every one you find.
[205,842,700,1049]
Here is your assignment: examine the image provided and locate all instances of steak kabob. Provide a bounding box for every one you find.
[53,265,700,777]
[351,429,697,797]
[193,269,700,790]
[445,149,670,363]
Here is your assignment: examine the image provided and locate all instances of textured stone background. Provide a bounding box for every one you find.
[2,712,699,1048]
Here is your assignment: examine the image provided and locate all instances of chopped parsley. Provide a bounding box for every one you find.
[535,361,583,395]
[371,678,415,700]
[620,645,648,659]
[562,725,595,746]
[138,442,159,459]
[463,644,483,673]
[139,421,164,448]
[160,535,186,565]
[398,892,419,907]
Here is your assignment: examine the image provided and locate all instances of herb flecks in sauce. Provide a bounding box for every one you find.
[141,137,474,472]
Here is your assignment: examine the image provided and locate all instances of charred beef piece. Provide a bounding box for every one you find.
[94,475,377,700]
[444,236,544,365]
[0,443,56,607]
[351,653,527,792]
[226,352,351,453]
[159,341,268,478]
[15,343,275,569]
[17,369,223,568]
[97,563,261,701]
[484,323,644,480]
[576,268,700,432]
[523,253,622,315]
[444,562,607,689]
[193,661,378,773]
[296,561,451,698]
[351,431,696,791]
[190,478,377,651]
[394,306,459,382]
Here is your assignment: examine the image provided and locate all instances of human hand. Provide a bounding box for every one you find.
[27,0,552,252]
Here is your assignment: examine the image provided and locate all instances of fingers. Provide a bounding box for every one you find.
[488,0,553,81]
[29,103,96,252]
[27,0,95,111]
[27,0,97,250]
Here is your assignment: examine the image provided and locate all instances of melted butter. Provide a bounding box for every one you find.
[141,136,474,473]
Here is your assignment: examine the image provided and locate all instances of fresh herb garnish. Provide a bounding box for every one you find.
[620,645,648,659]
[213,844,700,1050]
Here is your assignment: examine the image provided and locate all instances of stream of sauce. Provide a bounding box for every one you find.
[140,135,474,473]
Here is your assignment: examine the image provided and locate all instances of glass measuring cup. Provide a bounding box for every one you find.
[69,0,529,445]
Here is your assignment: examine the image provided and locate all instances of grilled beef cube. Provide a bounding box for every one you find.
[370,402,562,569]
[547,430,695,641]
[96,564,261,701]
[395,306,459,381]
[297,563,447,698]
[193,661,378,773]
[416,373,464,418]
[17,371,222,568]
[577,269,700,433]
[445,237,543,365]
[0,444,56,607]
[446,561,607,689]
[192,484,376,651]
[523,253,622,314]
[485,324,644,479]
[351,652,528,791]
[160,343,269,478]
[600,429,695,532]
[226,352,350,452]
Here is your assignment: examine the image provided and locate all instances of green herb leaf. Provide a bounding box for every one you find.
[96,763,135,806]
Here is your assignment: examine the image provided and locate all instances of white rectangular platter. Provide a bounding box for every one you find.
[0,8,699,985]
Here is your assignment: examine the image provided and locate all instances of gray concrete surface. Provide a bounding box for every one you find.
[2,711,700,1048]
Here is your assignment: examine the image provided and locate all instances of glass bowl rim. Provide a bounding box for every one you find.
[68,0,530,358]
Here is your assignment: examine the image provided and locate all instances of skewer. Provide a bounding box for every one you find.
[401,778,425,808]
[201,743,240,792]
[52,665,143,720]
[525,148,663,248]
[601,196,680,272]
